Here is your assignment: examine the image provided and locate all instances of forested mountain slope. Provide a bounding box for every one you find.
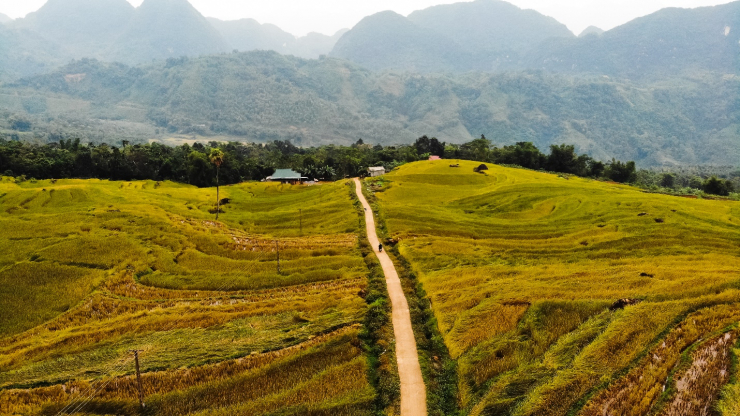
[108,0,228,64]
[407,0,574,70]
[330,11,466,72]
[522,1,740,78]
[2,53,739,166]
[12,0,135,59]
[330,0,575,72]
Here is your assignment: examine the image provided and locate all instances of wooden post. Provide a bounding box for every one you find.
[299,209,302,235]
[131,350,145,409]
[275,240,281,274]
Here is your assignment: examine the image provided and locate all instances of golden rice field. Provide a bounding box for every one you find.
[0,177,394,415]
[369,160,740,415]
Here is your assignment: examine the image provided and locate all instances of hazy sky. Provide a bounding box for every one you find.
[0,0,735,36]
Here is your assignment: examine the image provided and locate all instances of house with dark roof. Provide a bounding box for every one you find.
[266,169,308,184]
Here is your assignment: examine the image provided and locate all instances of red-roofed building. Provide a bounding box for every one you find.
[429,155,441,161]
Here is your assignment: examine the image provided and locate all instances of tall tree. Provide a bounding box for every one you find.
[209,148,225,219]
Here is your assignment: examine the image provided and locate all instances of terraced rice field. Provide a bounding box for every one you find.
[370,160,740,415]
[0,177,388,415]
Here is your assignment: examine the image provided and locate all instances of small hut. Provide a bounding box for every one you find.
[473,164,489,173]
[428,155,441,161]
[368,167,386,177]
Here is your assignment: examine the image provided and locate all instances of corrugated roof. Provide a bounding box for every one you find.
[270,169,303,179]
[368,167,385,172]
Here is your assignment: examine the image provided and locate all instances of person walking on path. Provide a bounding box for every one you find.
[353,178,427,416]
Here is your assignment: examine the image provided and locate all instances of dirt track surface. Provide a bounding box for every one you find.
[354,178,427,416]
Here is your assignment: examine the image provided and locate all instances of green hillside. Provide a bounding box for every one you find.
[369,160,740,415]
[0,177,398,414]
[3,53,740,166]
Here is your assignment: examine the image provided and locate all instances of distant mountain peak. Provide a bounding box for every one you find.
[12,0,135,58]
[0,13,12,24]
[333,0,574,72]
[579,26,604,37]
[110,0,227,63]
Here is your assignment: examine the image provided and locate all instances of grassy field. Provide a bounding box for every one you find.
[0,177,395,415]
[369,160,740,415]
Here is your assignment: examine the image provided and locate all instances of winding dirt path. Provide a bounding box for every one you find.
[354,178,427,416]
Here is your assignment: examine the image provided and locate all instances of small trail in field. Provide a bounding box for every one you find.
[353,178,427,416]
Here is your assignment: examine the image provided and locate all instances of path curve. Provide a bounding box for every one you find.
[354,178,427,416]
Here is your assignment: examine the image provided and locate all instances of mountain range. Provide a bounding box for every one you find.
[1,0,739,81]
[2,53,738,166]
[329,1,577,72]
[208,18,348,60]
[0,0,346,80]
[522,1,740,79]
[332,0,740,78]
[0,0,739,167]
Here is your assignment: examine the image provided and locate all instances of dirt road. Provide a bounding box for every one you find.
[353,178,427,416]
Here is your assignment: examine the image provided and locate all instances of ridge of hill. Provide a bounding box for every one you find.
[579,26,604,37]
[109,0,228,64]
[407,0,574,70]
[330,0,740,77]
[524,1,740,78]
[1,0,739,80]
[12,0,135,59]
[208,17,347,59]
[208,17,296,55]
[330,10,466,72]
[0,13,11,24]
[294,29,349,59]
[3,52,740,166]
[330,1,576,72]
[0,25,68,82]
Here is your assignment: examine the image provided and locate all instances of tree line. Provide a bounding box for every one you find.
[0,135,640,186]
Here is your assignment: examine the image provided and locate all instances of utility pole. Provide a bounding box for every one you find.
[129,350,145,409]
[275,240,281,274]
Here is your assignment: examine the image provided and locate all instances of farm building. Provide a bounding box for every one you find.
[266,169,308,184]
[368,167,386,177]
[429,155,441,161]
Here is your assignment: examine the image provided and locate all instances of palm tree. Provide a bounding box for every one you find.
[209,148,225,219]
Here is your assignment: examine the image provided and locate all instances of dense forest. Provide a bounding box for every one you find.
[0,135,624,183]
